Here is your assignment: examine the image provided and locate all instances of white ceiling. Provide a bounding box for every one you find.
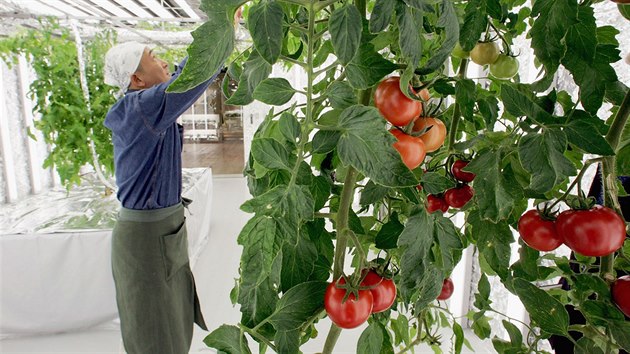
[0,0,206,22]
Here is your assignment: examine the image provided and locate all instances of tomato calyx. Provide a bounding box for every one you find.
[333,274,369,304]
[534,203,558,222]
[564,194,598,211]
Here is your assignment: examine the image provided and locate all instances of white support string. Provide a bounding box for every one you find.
[70,19,117,192]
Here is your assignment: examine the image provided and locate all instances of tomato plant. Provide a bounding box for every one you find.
[517,210,563,252]
[437,278,454,300]
[374,77,422,127]
[619,4,630,20]
[612,276,630,318]
[412,117,446,152]
[469,41,500,65]
[361,270,397,313]
[171,0,630,353]
[390,128,426,170]
[324,278,373,329]
[451,160,476,182]
[555,205,626,257]
[444,185,475,208]
[489,54,519,79]
[426,194,449,213]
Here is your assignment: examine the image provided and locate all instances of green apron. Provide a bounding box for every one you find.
[111,199,207,354]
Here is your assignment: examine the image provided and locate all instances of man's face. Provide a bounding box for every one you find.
[131,48,171,89]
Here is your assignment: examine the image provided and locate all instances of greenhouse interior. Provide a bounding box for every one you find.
[0,0,629,353]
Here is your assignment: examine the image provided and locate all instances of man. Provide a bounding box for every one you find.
[103,41,220,354]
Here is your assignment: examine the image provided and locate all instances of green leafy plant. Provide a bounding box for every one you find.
[170,0,629,353]
[0,19,118,189]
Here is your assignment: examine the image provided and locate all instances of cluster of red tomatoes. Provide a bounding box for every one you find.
[518,205,629,317]
[324,270,397,329]
[325,270,458,329]
[426,160,476,213]
[374,77,446,171]
[452,41,519,80]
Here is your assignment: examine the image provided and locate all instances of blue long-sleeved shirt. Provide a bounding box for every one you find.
[104,58,220,210]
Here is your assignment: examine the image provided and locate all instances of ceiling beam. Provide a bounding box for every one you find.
[170,0,199,19]
[33,0,91,16]
[0,10,204,23]
[88,0,132,17]
[136,0,175,18]
[111,0,152,18]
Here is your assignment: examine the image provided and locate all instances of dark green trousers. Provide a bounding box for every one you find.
[111,201,207,354]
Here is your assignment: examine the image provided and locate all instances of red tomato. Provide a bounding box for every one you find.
[437,278,454,300]
[555,205,626,257]
[451,160,476,182]
[324,278,373,329]
[612,275,630,318]
[412,117,447,152]
[390,129,426,170]
[517,210,563,251]
[361,270,397,313]
[444,185,474,208]
[426,194,449,213]
[374,77,423,127]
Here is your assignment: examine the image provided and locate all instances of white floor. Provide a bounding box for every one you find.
[0,176,496,354]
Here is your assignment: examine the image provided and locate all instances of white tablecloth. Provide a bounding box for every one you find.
[0,168,213,338]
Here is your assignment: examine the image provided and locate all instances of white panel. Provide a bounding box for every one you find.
[89,0,132,17]
[136,0,174,18]
[111,0,152,17]
[170,0,200,19]
[6,0,65,16]
[0,62,18,203]
[34,0,91,16]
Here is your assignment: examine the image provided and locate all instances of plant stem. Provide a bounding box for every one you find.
[547,157,602,210]
[447,59,469,152]
[600,89,630,280]
[238,324,277,352]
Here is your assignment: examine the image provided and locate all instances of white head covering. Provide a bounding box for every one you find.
[104,41,147,90]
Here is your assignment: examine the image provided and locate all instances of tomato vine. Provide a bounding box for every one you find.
[171,0,630,353]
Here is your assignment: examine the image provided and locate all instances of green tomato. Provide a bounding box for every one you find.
[489,55,520,79]
[619,4,630,20]
[451,42,470,59]
[470,41,500,65]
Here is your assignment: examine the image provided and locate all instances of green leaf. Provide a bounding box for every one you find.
[279,112,301,143]
[310,175,331,211]
[396,2,423,67]
[572,274,610,302]
[417,0,459,75]
[472,314,492,339]
[397,207,434,300]
[375,212,404,249]
[268,281,327,331]
[391,315,411,347]
[346,43,397,90]
[327,81,358,109]
[413,265,445,310]
[421,172,456,194]
[474,273,492,310]
[564,116,614,155]
[253,78,296,105]
[203,324,252,354]
[518,128,576,194]
[312,130,341,154]
[226,50,272,105]
[357,321,385,354]
[529,0,578,75]
[610,321,630,352]
[329,4,362,65]
[581,300,625,327]
[574,337,605,354]
[562,6,618,113]
[360,180,390,206]
[168,16,234,92]
[513,278,569,336]
[617,144,630,175]
[459,0,487,51]
[500,84,554,124]
[468,211,513,280]
[250,137,296,171]
[466,148,522,222]
[456,79,477,120]
[336,105,418,187]
[247,1,284,64]
[369,0,395,33]
[453,322,465,354]
[280,231,319,292]
[433,214,464,274]
[240,184,314,232]
[274,330,300,354]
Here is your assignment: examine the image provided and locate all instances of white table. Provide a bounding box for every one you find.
[0,168,213,339]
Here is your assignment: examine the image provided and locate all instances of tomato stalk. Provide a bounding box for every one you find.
[600,89,630,280]
[447,58,469,152]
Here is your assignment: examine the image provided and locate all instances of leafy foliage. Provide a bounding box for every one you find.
[174,0,630,353]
